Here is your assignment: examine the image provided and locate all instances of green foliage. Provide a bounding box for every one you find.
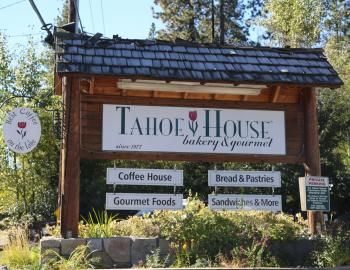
[141,248,171,268]
[56,0,70,27]
[79,209,118,238]
[313,228,350,267]
[0,36,60,222]
[318,12,350,215]
[42,244,99,270]
[150,197,306,258]
[152,0,247,44]
[112,197,307,265]
[231,238,279,267]
[258,0,324,47]
[0,34,14,97]
[115,215,160,237]
[0,227,40,270]
[324,0,350,40]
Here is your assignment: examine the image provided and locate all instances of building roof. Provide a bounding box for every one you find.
[54,32,343,88]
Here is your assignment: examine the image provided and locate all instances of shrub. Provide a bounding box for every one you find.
[79,209,118,238]
[313,227,350,267]
[42,244,99,270]
[230,237,279,267]
[149,196,307,259]
[0,226,40,270]
[139,248,171,268]
[115,215,160,237]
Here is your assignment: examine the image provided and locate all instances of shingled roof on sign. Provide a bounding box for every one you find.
[54,32,343,87]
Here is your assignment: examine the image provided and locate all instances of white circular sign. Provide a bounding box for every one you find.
[3,107,41,154]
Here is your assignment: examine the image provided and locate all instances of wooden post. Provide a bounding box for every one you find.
[303,88,322,235]
[60,77,80,238]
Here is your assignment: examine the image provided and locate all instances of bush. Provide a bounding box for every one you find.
[112,196,307,266]
[0,226,40,270]
[43,197,308,267]
[313,227,350,267]
[230,237,279,267]
[149,197,307,259]
[79,209,118,238]
[42,244,99,270]
[115,214,160,237]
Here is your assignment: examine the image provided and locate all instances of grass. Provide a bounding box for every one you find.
[42,244,99,270]
[80,208,117,238]
[0,227,40,270]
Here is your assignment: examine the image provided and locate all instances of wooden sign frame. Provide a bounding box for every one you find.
[59,75,321,238]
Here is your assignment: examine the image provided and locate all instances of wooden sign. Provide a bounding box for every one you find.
[106,193,183,210]
[299,176,330,211]
[102,104,286,155]
[208,194,282,211]
[106,168,183,186]
[208,170,281,187]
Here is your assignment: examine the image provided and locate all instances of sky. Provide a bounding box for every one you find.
[0,0,163,49]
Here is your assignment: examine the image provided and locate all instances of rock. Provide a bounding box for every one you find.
[90,251,114,268]
[103,237,131,263]
[131,237,157,265]
[87,238,103,253]
[40,237,61,250]
[61,238,86,256]
[158,238,171,255]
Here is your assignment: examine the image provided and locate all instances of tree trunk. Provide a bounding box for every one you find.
[219,0,225,44]
[211,0,215,43]
[188,1,198,42]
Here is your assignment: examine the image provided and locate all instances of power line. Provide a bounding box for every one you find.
[88,0,95,33]
[0,0,25,10]
[100,0,106,34]
[6,32,42,38]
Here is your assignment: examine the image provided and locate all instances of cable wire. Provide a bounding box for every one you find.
[0,0,25,10]
[88,0,95,33]
[5,32,42,38]
[100,0,106,34]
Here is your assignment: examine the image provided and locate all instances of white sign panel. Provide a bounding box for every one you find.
[305,176,329,187]
[106,193,183,210]
[103,105,286,155]
[208,170,281,187]
[3,108,41,154]
[107,168,183,186]
[208,194,282,211]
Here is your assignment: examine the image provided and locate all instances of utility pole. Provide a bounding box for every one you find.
[69,0,79,33]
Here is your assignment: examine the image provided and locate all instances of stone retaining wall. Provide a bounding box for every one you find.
[40,236,170,268]
[40,237,320,268]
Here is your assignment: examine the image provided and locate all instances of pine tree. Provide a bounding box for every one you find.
[148,22,157,40]
[153,0,247,44]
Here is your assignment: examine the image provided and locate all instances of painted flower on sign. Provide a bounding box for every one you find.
[18,122,26,129]
[189,111,197,121]
[188,110,198,136]
[17,122,27,139]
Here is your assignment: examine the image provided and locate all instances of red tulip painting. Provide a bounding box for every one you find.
[188,111,198,135]
[189,111,197,121]
[17,121,27,139]
[18,122,27,129]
